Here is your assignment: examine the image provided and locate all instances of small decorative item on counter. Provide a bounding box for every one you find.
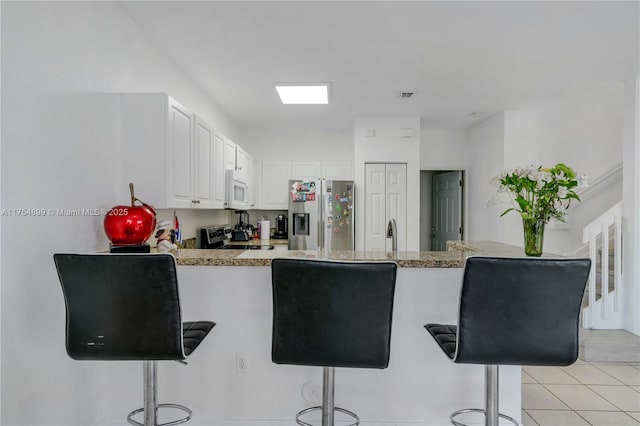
[173,211,182,246]
[104,183,157,246]
[155,219,177,252]
[491,163,586,256]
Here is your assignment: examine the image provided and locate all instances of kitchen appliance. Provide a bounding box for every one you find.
[288,180,354,250]
[199,225,232,249]
[273,214,288,240]
[226,169,249,209]
[199,225,273,250]
[232,210,250,241]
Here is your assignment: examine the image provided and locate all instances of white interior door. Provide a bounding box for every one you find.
[432,171,463,250]
[365,163,387,251]
[386,164,407,252]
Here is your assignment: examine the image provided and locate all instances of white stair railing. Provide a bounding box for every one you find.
[581,201,624,329]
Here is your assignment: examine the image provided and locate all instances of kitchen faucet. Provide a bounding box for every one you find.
[387,218,397,254]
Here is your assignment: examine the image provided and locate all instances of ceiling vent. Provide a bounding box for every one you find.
[397,91,416,99]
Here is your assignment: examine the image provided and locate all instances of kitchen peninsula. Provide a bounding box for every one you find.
[174,240,530,267]
[163,241,526,425]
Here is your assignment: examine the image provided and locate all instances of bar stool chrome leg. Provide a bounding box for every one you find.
[295,367,359,426]
[449,366,518,426]
[127,361,193,426]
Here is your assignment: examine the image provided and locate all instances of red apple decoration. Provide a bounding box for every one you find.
[104,183,157,245]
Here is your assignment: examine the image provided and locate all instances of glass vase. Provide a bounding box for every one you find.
[522,218,545,257]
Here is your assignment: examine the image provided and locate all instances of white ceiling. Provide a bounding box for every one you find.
[119,1,639,133]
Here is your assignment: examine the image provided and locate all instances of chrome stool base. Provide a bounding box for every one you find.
[127,404,193,426]
[294,367,359,426]
[296,406,359,426]
[126,360,193,426]
[450,408,518,426]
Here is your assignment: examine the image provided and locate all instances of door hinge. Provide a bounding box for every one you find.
[459,179,464,187]
[459,227,463,235]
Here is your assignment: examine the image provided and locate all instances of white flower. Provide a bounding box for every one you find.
[558,187,569,198]
[578,175,589,187]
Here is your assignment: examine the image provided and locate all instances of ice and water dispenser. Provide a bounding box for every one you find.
[293,213,310,236]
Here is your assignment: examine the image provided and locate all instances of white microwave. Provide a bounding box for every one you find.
[226,169,249,209]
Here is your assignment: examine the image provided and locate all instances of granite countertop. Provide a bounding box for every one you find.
[172,241,547,268]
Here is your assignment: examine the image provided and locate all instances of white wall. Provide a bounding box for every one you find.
[501,82,625,254]
[420,129,469,170]
[353,117,421,251]
[466,113,507,243]
[1,2,240,424]
[465,84,625,255]
[241,127,353,162]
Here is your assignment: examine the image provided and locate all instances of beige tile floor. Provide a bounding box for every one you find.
[522,360,640,425]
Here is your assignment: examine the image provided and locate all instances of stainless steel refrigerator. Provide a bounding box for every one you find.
[288,180,354,250]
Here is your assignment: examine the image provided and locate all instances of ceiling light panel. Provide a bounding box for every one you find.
[275,84,329,104]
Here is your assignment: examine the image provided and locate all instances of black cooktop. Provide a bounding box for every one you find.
[220,245,274,250]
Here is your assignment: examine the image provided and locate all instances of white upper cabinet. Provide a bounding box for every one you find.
[193,116,215,208]
[166,97,195,208]
[223,137,236,171]
[322,161,353,180]
[236,145,252,183]
[249,158,260,209]
[261,161,292,210]
[120,93,244,210]
[291,161,321,180]
[120,94,194,209]
[212,133,227,209]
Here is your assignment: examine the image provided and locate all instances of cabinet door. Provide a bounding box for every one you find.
[364,163,387,251]
[236,145,252,183]
[194,116,214,208]
[166,97,194,208]
[322,161,353,180]
[223,137,236,171]
[291,161,321,180]
[249,158,260,209]
[262,161,291,209]
[212,133,226,209]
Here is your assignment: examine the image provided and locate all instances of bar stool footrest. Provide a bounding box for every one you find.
[295,405,359,426]
[127,403,193,426]
[450,408,518,426]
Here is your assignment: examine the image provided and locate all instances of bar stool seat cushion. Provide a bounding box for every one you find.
[425,324,457,360]
[183,321,215,356]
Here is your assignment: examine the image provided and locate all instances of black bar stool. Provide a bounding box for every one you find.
[271,259,397,426]
[53,253,215,426]
[425,256,590,426]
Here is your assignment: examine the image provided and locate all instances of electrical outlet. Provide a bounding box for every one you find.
[236,353,248,373]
